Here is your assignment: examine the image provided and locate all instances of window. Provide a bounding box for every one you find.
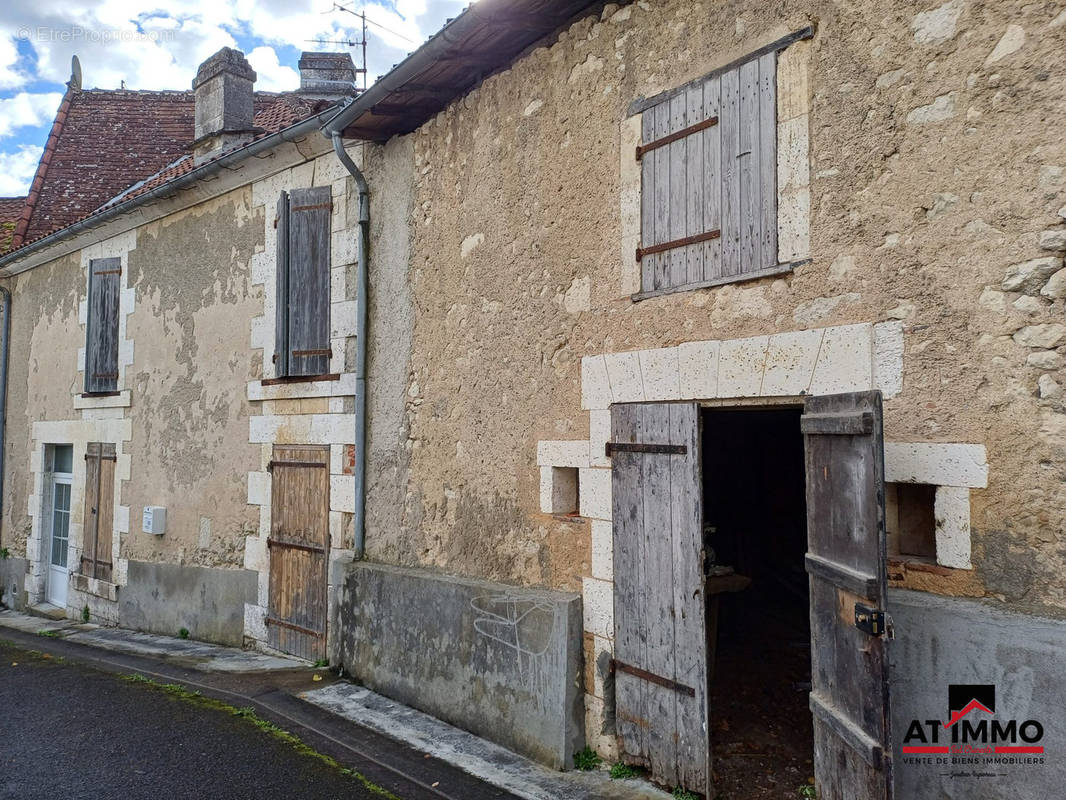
[886,482,936,560]
[636,50,777,296]
[85,257,121,393]
[275,187,332,378]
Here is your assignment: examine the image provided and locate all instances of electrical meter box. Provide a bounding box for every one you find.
[142,506,167,535]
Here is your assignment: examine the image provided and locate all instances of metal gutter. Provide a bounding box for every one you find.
[325,127,369,561]
[322,0,596,140]
[0,107,339,273]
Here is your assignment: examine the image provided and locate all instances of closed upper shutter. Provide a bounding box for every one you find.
[638,50,777,295]
[85,257,121,393]
[274,187,332,377]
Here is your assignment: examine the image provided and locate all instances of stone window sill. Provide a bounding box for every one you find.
[73,390,131,410]
[248,373,356,401]
[630,259,810,302]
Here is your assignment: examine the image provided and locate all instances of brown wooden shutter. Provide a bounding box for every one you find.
[638,51,777,293]
[80,442,116,582]
[611,402,710,796]
[85,257,120,393]
[285,187,332,377]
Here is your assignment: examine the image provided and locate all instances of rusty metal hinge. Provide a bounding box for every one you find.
[636,116,719,160]
[636,229,720,262]
[605,442,687,457]
[611,659,696,697]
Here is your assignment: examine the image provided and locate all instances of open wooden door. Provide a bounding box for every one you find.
[610,402,710,797]
[801,392,892,800]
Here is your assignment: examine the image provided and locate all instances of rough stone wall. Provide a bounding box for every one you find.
[393,0,1066,613]
[124,189,262,568]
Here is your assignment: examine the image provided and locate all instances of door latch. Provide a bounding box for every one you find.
[854,603,886,636]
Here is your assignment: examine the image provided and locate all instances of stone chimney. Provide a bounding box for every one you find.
[298,52,358,100]
[191,47,258,163]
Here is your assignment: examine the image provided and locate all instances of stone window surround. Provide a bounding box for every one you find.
[26,418,132,611]
[618,34,811,298]
[76,230,136,409]
[243,149,362,653]
[534,320,990,752]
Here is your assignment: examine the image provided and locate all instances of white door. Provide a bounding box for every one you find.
[46,448,73,608]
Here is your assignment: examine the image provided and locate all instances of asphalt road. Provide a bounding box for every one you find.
[0,641,398,800]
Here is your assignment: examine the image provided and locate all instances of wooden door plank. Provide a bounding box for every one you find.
[80,446,100,578]
[640,403,679,787]
[738,58,760,274]
[757,52,778,270]
[684,85,705,285]
[720,68,741,277]
[702,76,722,282]
[640,111,658,294]
[612,404,649,764]
[95,445,116,583]
[669,404,710,794]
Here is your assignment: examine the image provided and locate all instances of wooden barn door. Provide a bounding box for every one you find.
[267,445,329,661]
[801,392,892,800]
[610,402,710,796]
[80,442,115,582]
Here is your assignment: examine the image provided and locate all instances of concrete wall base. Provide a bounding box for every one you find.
[889,589,1064,799]
[0,557,28,611]
[334,561,585,769]
[118,560,256,646]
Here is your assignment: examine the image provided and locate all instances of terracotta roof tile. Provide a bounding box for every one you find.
[8,90,334,255]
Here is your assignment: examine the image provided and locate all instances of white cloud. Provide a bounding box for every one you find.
[0,35,25,89]
[0,144,42,195]
[0,91,63,138]
[246,46,298,92]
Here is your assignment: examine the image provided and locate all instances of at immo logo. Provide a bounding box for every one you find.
[902,684,1045,755]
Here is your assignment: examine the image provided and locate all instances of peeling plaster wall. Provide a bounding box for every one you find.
[393,0,1066,611]
[124,189,262,569]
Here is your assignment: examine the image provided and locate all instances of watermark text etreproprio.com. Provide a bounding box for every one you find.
[16,26,176,44]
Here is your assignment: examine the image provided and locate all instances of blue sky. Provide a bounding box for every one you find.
[0,0,465,196]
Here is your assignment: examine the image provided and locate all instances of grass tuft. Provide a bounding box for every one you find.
[573,746,602,771]
[609,762,640,780]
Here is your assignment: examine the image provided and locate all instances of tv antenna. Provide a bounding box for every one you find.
[324,3,420,91]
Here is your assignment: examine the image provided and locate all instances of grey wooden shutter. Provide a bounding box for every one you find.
[280,187,332,377]
[85,257,120,393]
[638,51,777,294]
[274,191,291,376]
[611,402,710,797]
[801,392,891,800]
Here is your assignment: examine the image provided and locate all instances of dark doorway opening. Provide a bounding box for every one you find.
[701,406,813,798]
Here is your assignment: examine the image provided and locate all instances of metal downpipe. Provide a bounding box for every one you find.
[330,131,369,560]
[0,287,9,550]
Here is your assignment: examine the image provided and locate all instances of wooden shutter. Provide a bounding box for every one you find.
[85,257,120,393]
[611,402,710,796]
[801,392,892,800]
[80,442,116,582]
[274,192,290,376]
[638,51,777,294]
[275,187,332,378]
[267,445,330,661]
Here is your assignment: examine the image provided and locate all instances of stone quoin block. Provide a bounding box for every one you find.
[677,339,720,399]
[603,350,644,404]
[578,467,612,521]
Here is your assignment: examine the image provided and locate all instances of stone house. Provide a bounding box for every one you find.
[0,0,1065,798]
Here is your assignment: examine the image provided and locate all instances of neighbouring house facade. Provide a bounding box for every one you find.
[1,1,1065,798]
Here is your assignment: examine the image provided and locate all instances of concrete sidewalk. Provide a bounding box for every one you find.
[0,610,670,800]
[0,610,302,672]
